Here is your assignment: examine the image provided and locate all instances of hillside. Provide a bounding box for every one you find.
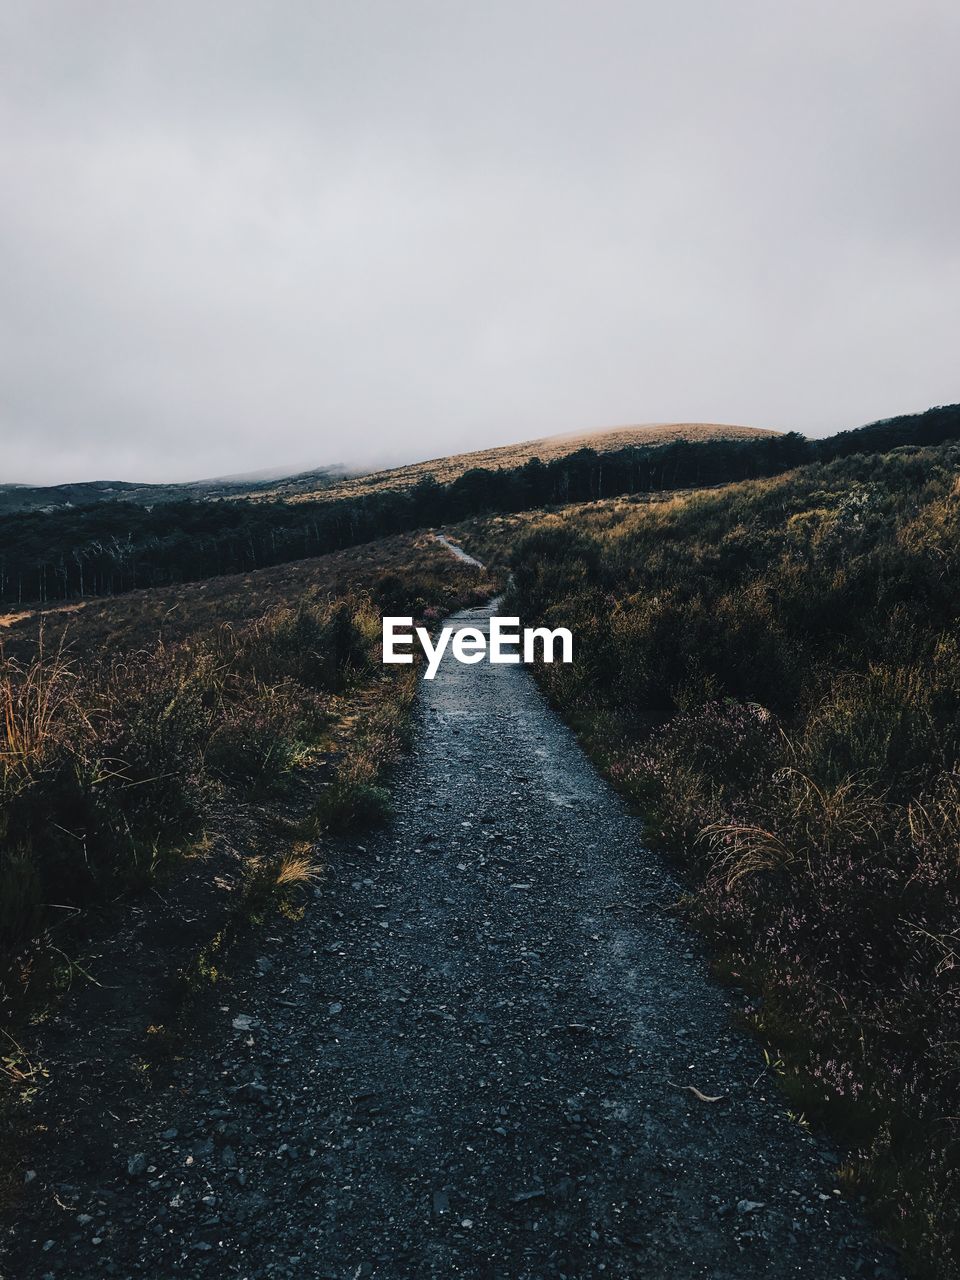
[4,406,959,611]
[4,414,958,1279]
[0,424,769,514]
[0,466,351,515]
[264,421,777,503]
[463,441,960,1276]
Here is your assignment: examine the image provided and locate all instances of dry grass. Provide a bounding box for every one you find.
[261,422,777,504]
[0,530,495,1013]
[273,850,322,887]
[0,642,82,793]
[490,443,960,1277]
[0,531,498,665]
[0,603,84,631]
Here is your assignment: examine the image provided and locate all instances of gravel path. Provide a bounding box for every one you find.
[431,534,485,568]
[7,599,902,1280]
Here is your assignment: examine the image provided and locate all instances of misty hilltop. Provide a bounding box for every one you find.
[0,465,352,516]
[0,421,773,514]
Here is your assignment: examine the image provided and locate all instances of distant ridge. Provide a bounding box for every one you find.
[0,422,774,513]
[265,421,777,503]
[0,467,349,515]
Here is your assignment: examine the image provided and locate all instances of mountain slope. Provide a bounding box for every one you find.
[0,467,350,515]
[264,421,777,502]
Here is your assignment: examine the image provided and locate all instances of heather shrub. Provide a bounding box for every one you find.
[302,671,417,835]
[610,699,786,850]
[2,537,492,1011]
[206,682,303,788]
[800,652,960,794]
[96,643,218,834]
[225,597,371,691]
[506,444,960,1276]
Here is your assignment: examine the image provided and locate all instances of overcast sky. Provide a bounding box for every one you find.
[1,1,958,484]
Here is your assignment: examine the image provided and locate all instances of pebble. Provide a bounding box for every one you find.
[737,1200,767,1215]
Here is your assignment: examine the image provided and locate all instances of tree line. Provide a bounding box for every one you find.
[1,402,957,607]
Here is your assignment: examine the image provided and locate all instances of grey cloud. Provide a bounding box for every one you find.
[1,0,958,483]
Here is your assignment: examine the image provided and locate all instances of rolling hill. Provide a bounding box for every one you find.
[0,466,351,515]
[0,423,770,514]
[260,421,778,503]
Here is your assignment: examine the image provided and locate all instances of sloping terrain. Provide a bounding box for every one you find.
[4,592,899,1279]
[0,425,772,515]
[0,531,479,657]
[0,467,350,515]
[266,422,777,503]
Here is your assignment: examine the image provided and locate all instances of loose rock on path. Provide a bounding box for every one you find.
[5,598,901,1279]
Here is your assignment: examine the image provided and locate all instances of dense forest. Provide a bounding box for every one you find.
[1,402,957,607]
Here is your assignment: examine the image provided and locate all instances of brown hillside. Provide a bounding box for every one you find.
[265,422,778,503]
[0,531,496,660]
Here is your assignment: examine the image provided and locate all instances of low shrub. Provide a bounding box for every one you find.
[1,533,489,1012]
[205,681,306,789]
[0,601,388,1008]
[505,444,960,1277]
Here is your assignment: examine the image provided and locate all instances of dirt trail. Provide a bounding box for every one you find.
[432,533,485,568]
[5,598,901,1279]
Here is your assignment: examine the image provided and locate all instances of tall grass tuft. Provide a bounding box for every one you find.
[0,581,429,1008]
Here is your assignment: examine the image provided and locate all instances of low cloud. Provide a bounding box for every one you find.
[1,1,958,483]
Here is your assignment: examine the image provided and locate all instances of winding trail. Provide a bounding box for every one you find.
[8,595,901,1279]
[432,533,485,568]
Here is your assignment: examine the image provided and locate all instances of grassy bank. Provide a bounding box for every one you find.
[0,533,495,1019]
[469,445,960,1278]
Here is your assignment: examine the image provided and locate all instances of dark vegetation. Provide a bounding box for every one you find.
[484,443,960,1277]
[3,400,958,1271]
[3,403,957,607]
[0,465,349,516]
[0,535,494,1018]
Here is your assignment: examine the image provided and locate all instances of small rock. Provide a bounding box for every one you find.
[737,1199,766,1215]
[237,1080,269,1102]
[510,1187,546,1203]
[24,1169,36,1185]
[127,1154,147,1178]
[328,1002,343,1016]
